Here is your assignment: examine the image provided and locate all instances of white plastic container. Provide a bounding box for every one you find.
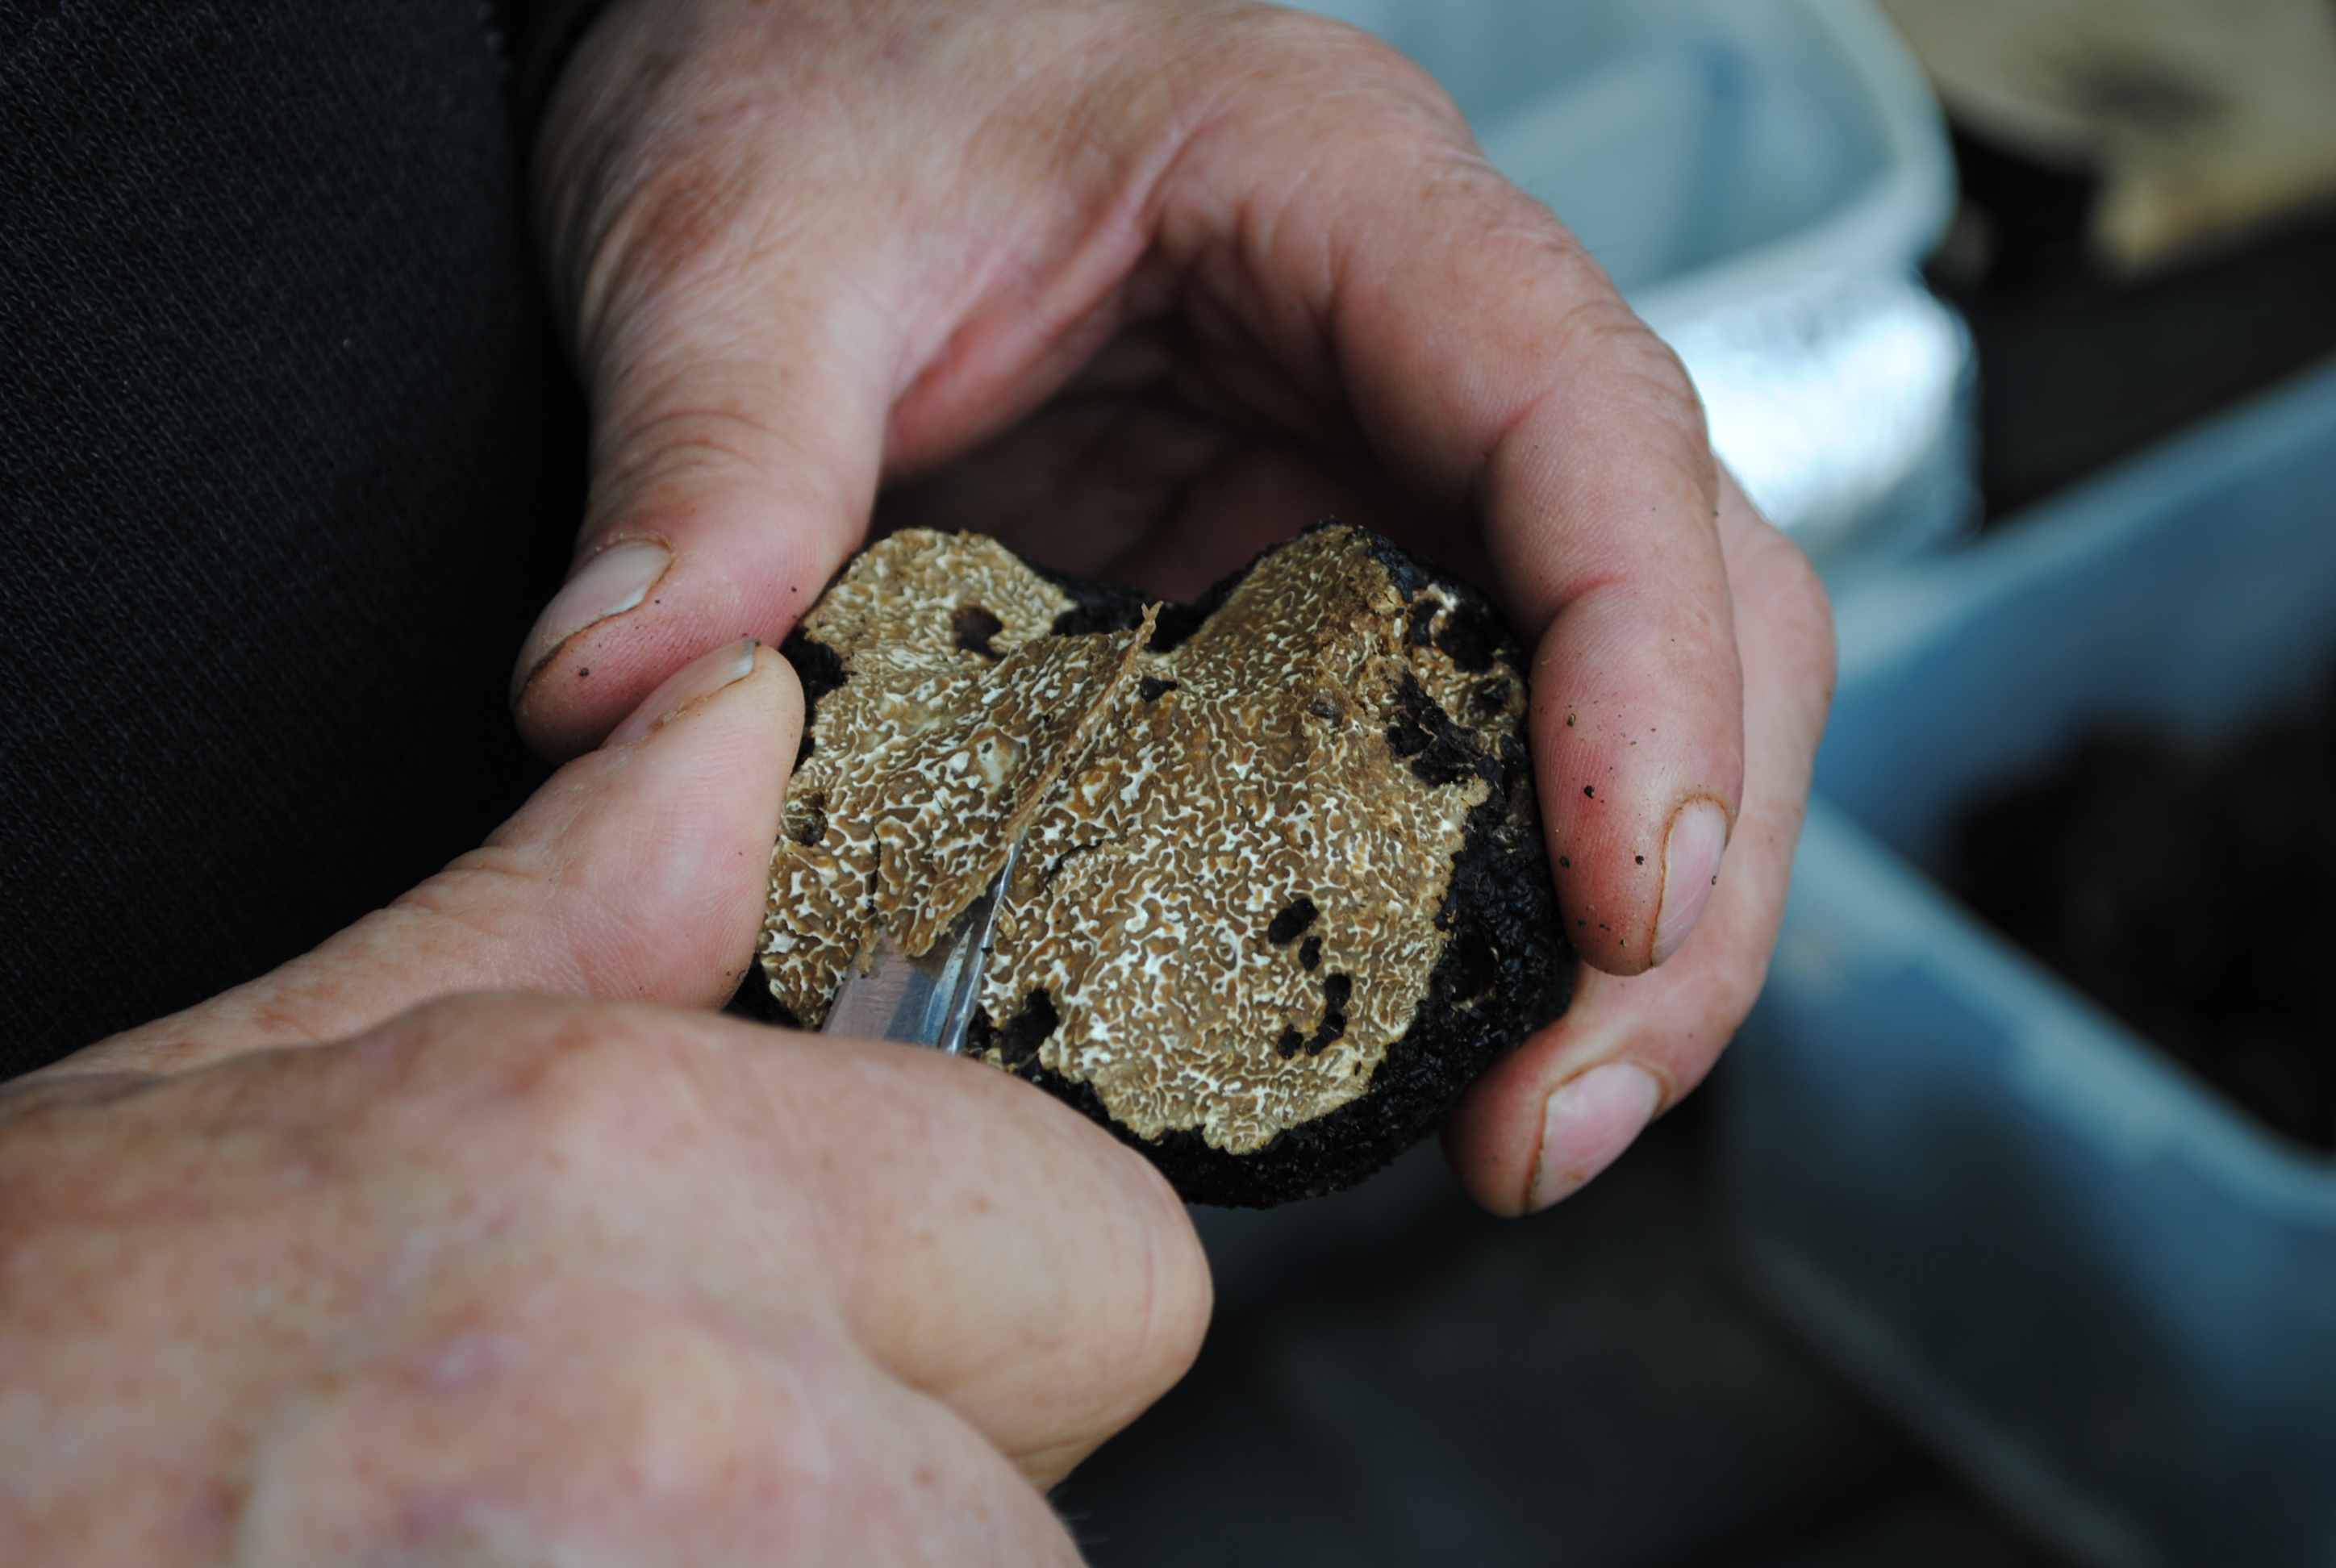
[1291,0,1971,564]
[1721,359,2336,1566]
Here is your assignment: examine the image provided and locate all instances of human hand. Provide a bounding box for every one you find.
[514,0,1835,1213]
[2,644,1208,1564]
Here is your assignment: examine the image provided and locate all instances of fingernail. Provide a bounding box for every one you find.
[606,639,760,748]
[514,540,673,694]
[1652,799,1729,965]
[1529,1061,1660,1210]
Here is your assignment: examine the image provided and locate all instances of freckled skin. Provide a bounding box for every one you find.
[761,525,1571,1200]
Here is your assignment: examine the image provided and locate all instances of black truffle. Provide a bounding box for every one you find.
[761,523,1573,1205]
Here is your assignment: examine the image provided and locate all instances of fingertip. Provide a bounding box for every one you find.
[603,636,761,749]
[1529,598,1745,978]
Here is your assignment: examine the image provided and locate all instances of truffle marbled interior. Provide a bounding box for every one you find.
[760,524,1571,1203]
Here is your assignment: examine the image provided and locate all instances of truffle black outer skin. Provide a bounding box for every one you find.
[776,522,1574,1207]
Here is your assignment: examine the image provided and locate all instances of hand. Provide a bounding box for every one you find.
[514,0,1835,1212]
[2,644,1209,1564]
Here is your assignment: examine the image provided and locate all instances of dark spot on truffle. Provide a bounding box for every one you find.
[1266,897,1320,946]
[769,523,1577,1207]
[1385,674,1487,790]
[1138,676,1181,702]
[792,801,828,848]
[779,629,848,769]
[996,990,1059,1067]
[1433,602,1502,673]
[1405,597,1439,649]
[1386,718,1433,758]
[951,605,1005,659]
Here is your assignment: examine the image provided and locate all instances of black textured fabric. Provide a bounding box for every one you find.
[1,1,594,1072]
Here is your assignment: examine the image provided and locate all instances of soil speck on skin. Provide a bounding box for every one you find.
[1636,855,1645,865]
[578,668,590,678]
[1583,785,1595,798]
[1558,856,1571,869]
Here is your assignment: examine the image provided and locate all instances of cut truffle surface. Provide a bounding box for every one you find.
[761,524,1571,1205]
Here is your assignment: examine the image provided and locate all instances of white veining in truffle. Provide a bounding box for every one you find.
[761,526,1527,1155]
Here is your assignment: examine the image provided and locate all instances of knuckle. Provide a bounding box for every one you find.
[1182,4,1475,165]
[1559,295,1708,450]
[243,1307,854,1559]
[1236,6,1466,127]
[462,1006,706,1158]
[1738,511,1841,713]
[1077,1148,1214,1412]
[565,126,770,375]
[1777,532,1840,696]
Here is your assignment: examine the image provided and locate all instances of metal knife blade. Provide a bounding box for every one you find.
[820,837,1022,1053]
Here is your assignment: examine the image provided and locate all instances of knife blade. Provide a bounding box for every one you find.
[820,837,1022,1053]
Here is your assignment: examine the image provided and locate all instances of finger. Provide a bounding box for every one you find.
[61,643,802,1077]
[512,82,899,761]
[336,995,1212,1485]
[1154,15,1744,975]
[1443,476,1836,1214]
[779,1034,1214,1482]
[241,1291,1082,1566]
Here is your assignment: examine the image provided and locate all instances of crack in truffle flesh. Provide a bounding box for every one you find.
[761,524,1571,1201]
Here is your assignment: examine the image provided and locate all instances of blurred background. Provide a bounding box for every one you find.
[1051,1,2336,1562]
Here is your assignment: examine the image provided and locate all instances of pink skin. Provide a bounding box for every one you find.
[514,0,1834,1212]
[10,653,1206,1562]
[0,8,1835,1551]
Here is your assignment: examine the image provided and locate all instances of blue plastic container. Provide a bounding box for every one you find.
[1721,360,2336,1566]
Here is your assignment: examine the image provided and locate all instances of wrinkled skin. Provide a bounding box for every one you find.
[2,651,1210,1563]
[513,0,1835,1212]
[4,1,1835,1560]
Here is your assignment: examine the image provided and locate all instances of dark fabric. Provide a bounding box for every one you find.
[2,1,592,1072]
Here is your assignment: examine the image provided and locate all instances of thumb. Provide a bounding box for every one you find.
[63,643,802,1078]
